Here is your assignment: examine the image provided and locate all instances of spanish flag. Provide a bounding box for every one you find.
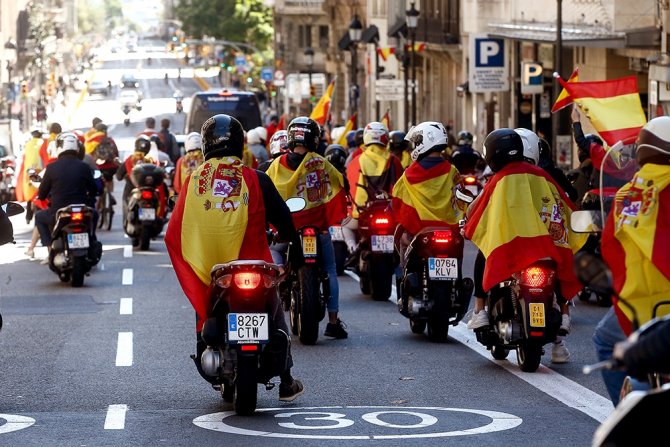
[551,68,579,113]
[405,43,426,52]
[463,162,588,297]
[601,163,670,335]
[380,109,391,130]
[84,130,106,155]
[392,160,464,234]
[351,146,403,218]
[309,79,335,126]
[336,112,357,146]
[266,152,347,230]
[558,75,646,146]
[15,137,47,202]
[377,47,396,61]
[165,157,272,327]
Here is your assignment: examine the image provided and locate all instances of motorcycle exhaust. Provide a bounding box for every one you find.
[201,347,222,377]
[53,253,68,268]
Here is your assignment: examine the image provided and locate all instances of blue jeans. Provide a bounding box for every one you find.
[592,306,647,405]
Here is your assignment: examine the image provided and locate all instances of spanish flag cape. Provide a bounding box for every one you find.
[15,137,48,202]
[165,156,272,328]
[601,163,670,335]
[392,159,464,234]
[124,152,158,184]
[463,161,588,297]
[352,145,402,218]
[266,152,347,230]
[84,130,105,155]
[174,151,205,194]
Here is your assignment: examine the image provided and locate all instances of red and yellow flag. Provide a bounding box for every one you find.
[14,137,46,202]
[551,68,579,113]
[173,151,205,194]
[463,162,588,297]
[165,157,272,325]
[380,109,391,130]
[266,152,347,230]
[405,43,426,52]
[601,163,670,335]
[309,79,335,126]
[392,160,464,234]
[377,47,396,61]
[558,75,646,146]
[336,112,357,146]
[351,146,403,218]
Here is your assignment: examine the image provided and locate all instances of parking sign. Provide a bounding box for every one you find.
[469,35,509,93]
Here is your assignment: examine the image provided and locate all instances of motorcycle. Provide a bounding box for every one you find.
[1,201,25,331]
[356,197,396,301]
[396,224,474,342]
[48,204,102,287]
[328,223,348,276]
[123,163,166,250]
[192,197,305,416]
[460,171,485,198]
[122,104,131,127]
[0,157,16,202]
[175,97,183,114]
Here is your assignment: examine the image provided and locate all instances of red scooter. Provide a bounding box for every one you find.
[356,198,396,301]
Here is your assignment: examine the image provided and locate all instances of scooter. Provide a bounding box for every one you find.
[356,198,396,301]
[175,97,183,113]
[123,163,166,250]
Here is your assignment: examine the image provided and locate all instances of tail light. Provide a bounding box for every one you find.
[464,176,477,184]
[234,272,261,290]
[373,217,389,226]
[432,230,453,244]
[141,190,154,200]
[516,267,555,288]
[71,212,84,221]
[215,270,279,289]
[302,227,316,237]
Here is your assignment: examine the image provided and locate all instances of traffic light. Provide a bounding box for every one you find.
[46,80,55,97]
[20,81,29,96]
[309,84,316,99]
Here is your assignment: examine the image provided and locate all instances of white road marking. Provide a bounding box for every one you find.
[0,414,36,434]
[119,298,133,315]
[124,246,133,258]
[115,332,133,366]
[342,271,614,423]
[122,268,133,285]
[104,404,128,430]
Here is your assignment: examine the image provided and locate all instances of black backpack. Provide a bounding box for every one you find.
[93,137,117,164]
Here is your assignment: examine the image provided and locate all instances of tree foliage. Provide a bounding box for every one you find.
[175,0,273,53]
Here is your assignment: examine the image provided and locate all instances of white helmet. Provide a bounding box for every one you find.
[269,130,289,156]
[405,121,448,160]
[363,121,389,147]
[55,132,80,157]
[247,126,267,145]
[185,132,202,152]
[514,128,540,165]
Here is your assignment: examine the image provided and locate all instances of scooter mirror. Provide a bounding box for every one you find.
[570,210,602,233]
[455,189,474,204]
[573,252,613,296]
[2,201,25,217]
[285,197,306,213]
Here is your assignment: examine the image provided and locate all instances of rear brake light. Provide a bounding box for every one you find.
[521,267,552,288]
[432,230,453,244]
[71,212,84,221]
[240,345,259,351]
[464,176,476,184]
[141,190,154,200]
[302,228,316,237]
[373,217,390,226]
[234,272,261,289]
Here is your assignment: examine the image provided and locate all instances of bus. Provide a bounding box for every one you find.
[184,89,263,134]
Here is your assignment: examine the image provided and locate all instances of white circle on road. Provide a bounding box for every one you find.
[0,414,36,434]
[193,406,522,439]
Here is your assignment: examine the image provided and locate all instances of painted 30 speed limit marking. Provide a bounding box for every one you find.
[193,406,522,439]
[0,414,36,434]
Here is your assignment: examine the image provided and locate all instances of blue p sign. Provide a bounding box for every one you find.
[475,38,504,67]
[521,62,544,94]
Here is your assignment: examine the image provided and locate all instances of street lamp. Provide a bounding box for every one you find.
[304,46,314,105]
[406,2,419,126]
[4,38,17,154]
[348,14,363,118]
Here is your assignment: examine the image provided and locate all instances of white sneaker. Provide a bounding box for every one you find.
[551,340,571,363]
[24,248,35,258]
[467,310,490,330]
[559,314,571,335]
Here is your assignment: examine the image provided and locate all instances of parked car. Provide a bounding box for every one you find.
[88,80,109,96]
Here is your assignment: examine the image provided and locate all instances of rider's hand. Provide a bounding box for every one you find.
[571,105,581,123]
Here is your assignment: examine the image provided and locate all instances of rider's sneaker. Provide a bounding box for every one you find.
[279,379,304,402]
[558,314,571,336]
[324,319,348,339]
[467,310,490,330]
[24,248,35,258]
[551,340,571,364]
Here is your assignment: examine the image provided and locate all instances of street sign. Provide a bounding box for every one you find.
[521,62,543,94]
[261,67,273,82]
[274,69,285,86]
[235,55,247,66]
[374,79,417,101]
[469,34,509,93]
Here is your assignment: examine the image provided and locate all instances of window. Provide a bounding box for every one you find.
[299,25,312,47]
[319,26,328,49]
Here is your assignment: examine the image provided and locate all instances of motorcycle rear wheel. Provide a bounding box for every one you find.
[71,256,86,287]
[370,254,394,301]
[140,226,151,250]
[427,281,451,343]
[409,319,426,334]
[517,339,543,372]
[297,266,320,345]
[233,356,258,416]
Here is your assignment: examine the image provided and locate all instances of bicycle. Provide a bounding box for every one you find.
[97,172,117,231]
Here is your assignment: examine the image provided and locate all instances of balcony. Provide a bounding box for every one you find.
[276,0,326,15]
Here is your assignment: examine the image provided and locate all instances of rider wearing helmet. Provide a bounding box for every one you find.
[449,130,485,175]
[464,128,587,364]
[265,116,349,339]
[173,132,205,193]
[514,127,541,166]
[258,130,289,172]
[392,121,466,272]
[389,130,411,169]
[116,135,158,222]
[344,127,366,167]
[538,138,577,202]
[324,144,348,174]
[34,132,98,249]
[165,114,305,402]
[247,126,270,164]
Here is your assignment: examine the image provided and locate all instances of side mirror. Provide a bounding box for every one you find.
[93,170,102,179]
[2,201,25,217]
[167,194,178,211]
[285,197,306,213]
[570,210,602,233]
[456,189,474,204]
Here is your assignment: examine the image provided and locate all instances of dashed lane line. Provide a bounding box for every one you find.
[123,246,133,258]
[104,404,128,430]
[119,298,133,315]
[122,268,133,285]
[115,332,133,367]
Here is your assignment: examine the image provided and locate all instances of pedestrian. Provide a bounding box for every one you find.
[158,118,180,163]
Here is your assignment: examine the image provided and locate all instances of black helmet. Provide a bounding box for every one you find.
[287,116,320,152]
[201,114,244,160]
[135,136,151,154]
[538,138,553,169]
[354,128,364,146]
[324,144,347,173]
[389,130,408,151]
[584,133,603,147]
[150,134,164,151]
[483,128,524,172]
[457,130,474,146]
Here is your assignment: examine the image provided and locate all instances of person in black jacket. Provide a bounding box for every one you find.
[538,138,578,202]
[34,132,98,249]
[614,319,670,380]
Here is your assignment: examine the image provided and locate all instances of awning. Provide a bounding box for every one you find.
[486,22,659,49]
[387,18,407,39]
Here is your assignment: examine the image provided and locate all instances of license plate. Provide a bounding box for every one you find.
[371,235,394,253]
[529,303,545,327]
[302,235,317,256]
[329,226,345,241]
[67,233,90,249]
[138,208,156,221]
[228,313,269,343]
[428,257,458,279]
[466,185,480,196]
